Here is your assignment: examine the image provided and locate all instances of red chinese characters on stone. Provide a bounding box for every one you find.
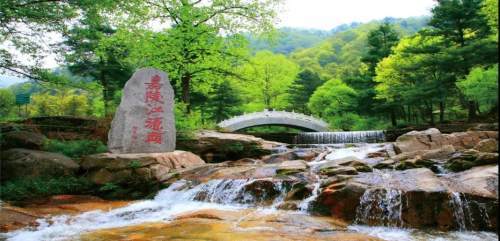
[145,117,163,131]
[145,131,163,144]
[145,75,164,104]
[143,74,165,144]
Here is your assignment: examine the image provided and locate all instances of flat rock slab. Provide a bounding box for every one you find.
[108,68,175,153]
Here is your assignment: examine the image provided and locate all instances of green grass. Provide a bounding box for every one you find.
[42,139,107,158]
[0,176,95,201]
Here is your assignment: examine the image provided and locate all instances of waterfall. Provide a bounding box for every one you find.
[447,192,493,231]
[295,131,385,144]
[354,188,404,227]
[298,175,321,211]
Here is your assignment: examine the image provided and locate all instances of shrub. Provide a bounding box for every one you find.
[0,176,95,201]
[43,139,107,158]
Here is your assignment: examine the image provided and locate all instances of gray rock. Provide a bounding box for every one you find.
[1,148,79,180]
[108,68,175,153]
[1,131,47,150]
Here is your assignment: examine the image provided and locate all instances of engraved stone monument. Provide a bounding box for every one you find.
[108,68,175,153]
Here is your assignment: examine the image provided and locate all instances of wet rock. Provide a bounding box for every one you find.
[81,209,376,241]
[242,179,281,202]
[1,148,79,181]
[320,166,358,176]
[294,149,319,161]
[373,159,395,169]
[474,138,498,153]
[0,195,130,232]
[276,201,299,210]
[82,151,205,184]
[262,151,299,164]
[0,205,40,232]
[276,160,307,175]
[177,131,282,162]
[443,165,498,199]
[445,149,498,172]
[315,166,498,231]
[392,145,456,162]
[1,131,47,150]
[226,158,262,166]
[395,157,436,171]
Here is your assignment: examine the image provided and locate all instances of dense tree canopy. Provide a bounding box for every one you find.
[0,0,497,131]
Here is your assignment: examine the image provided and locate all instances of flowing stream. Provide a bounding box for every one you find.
[1,131,498,241]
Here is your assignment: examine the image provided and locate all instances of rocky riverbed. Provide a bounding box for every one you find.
[0,128,498,240]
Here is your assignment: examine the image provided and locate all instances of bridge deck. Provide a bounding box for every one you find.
[218,110,330,132]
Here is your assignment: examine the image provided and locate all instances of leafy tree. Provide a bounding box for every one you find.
[308,79,357,119]
[429,0,497,120]
[207,80,242,122]
[287,69,324,113]
[63,16,133,116]
[29,89,90,117]
[0,88,15,118]
[361,23,400,76]
[457,64,498,112]
[375,33,456,125]
[0,0,126,77]
[237,51,299,111]
[482,0,499,35]
[123,0,280,112]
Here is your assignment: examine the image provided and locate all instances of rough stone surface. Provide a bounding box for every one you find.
[82,151,205,184]
[474,138,498,153]
[1,148,79,180]
[177,131,283,162]
[1,131,47,150]
[445,149,498,172]
[442,165,498,199]
[394,128,498,153]
[108,68,175,154]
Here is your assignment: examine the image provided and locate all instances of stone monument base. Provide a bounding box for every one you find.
[81,151,205,184]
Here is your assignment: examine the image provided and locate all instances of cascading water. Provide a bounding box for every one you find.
[298,174,320,211]
[450,192,471,231]
[295,130,385,144]
[1,179,288,241]
[354,188,404,227]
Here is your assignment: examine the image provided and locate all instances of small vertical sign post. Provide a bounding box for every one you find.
[15,93,30,117]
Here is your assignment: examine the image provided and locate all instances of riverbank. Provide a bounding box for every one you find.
[0,128,498,240]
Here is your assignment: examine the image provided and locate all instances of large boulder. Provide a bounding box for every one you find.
[177,131,283,162]
[108,68,175,154]
[81,151,205,184]
[1,148,79,180]
[445,149,498,172]
[314,167,497,231]
[443,165,498,199]
[474,138,498,153]
[394,128,497,153]
[1,131,47,150]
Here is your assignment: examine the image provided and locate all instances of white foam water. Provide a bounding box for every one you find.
[354,188,404,227]
[0,180,251,241]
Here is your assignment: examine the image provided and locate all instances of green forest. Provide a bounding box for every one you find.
[0,0,498,131]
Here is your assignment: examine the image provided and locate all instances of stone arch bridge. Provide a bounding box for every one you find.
[217,110,330,132]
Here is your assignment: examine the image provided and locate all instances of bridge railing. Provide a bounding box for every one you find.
[218,110,329,127]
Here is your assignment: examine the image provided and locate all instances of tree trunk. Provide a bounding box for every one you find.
[467,100,477,122]
[429,103,435,125]
[439,100,445,123]
[181,73,191,113]
[100,70,110,117]
[390,109,397,127]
